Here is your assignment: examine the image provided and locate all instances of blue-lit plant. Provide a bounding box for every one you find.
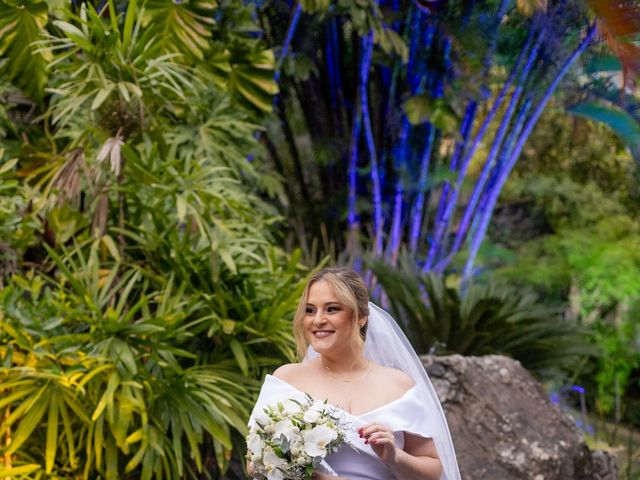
[266,0,639,281]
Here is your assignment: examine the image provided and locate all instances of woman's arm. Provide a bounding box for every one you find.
[360,425,442,480]
[389,433,442,480]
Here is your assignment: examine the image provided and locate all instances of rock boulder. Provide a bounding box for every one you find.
[422,355,617,480]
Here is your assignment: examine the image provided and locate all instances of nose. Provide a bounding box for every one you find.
[313,309,327,325]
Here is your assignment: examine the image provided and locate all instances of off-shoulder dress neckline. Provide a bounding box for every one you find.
[265,373,418,418]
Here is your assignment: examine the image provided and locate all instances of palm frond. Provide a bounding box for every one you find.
[368,255,595,376]
[144,0,217,61]
[0,0,50,101]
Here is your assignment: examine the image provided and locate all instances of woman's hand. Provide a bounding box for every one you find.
[358,423,398,466]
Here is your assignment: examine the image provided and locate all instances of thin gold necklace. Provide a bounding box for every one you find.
[320,358,372,383]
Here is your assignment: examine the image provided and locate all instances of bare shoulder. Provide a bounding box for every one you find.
[371,364,415,393]
[272,363,310,382]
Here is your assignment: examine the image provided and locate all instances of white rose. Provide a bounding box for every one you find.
[303,409,322,423]
[302,425,338,458]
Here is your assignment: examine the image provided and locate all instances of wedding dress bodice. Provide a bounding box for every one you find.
[249,375,434,480]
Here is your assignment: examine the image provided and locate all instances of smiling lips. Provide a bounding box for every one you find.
[313,330,335,338]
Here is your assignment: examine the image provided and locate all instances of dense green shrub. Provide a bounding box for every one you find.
[368,257,594,377]
[0,0,307,477]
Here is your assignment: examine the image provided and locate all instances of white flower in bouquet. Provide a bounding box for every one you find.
[282,399,302,417]
[263,447,288,480]
[303,407,322,424]
[247,395,350,479]
[302,425,338,457]
[247,432,265,462]
[273,419,299,442]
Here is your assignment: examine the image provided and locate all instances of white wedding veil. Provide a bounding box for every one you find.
[305,302,461,480]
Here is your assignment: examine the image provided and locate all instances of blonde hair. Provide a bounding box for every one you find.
[293,268,370,360]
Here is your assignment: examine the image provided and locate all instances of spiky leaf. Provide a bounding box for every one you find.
[0,0,50,100]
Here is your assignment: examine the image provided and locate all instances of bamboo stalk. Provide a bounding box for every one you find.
[409,123,435,252]
[448,32,544,259]
[384,12,425,262]
[274,3,302,83]
[462,23,598,281]
[360,33,384,257]
[427,26,536,268]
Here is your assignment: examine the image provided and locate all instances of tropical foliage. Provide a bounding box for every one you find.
[0,0,308,478]
[368,256,594,376]
[260,0,639,281]
[0,0,639,478]
[488,106,640,432]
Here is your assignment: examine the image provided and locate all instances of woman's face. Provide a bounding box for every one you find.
[303,280,355,355]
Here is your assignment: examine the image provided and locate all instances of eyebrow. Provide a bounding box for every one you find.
[306,301,341,306]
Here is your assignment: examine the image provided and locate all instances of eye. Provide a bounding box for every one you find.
[327,306,340,312]
[305,306,315,315]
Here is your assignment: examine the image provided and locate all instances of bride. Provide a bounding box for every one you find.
[248,268,461,479]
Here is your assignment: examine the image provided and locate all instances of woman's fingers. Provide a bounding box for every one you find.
[358,424,398,465]
[357,423,395,444]
[359,423,391,434]
[366,430,394,443]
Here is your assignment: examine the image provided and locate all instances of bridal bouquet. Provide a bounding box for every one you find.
[246,395,348,480]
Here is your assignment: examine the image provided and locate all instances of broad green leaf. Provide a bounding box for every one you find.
[0,157,18,174]
[100,234,121,261]
[0,464,41,476]
[45,393,60,472]
[6,389,49,454]
[229,338,248,375]
[585,55,622,73]
[53,19,94,52]
[404,94,434,125]
[122,0,137,52]
[567,102,640,147]
[58,396,78,467]
[0,386,37,410]
[231,73,276,113]
[144,0,216,61]
[403,95,461,134]
[299,0,331,13]
[91,85,114,110]
[0,0,50,100]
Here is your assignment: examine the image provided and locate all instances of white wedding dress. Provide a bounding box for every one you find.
[249,374,435,480]
[248,303,460,480]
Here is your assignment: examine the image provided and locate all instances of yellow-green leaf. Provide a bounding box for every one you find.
[91,85,114,110]
[229,338,248,376]
[45,394,60,472]
[0,464,41,476]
